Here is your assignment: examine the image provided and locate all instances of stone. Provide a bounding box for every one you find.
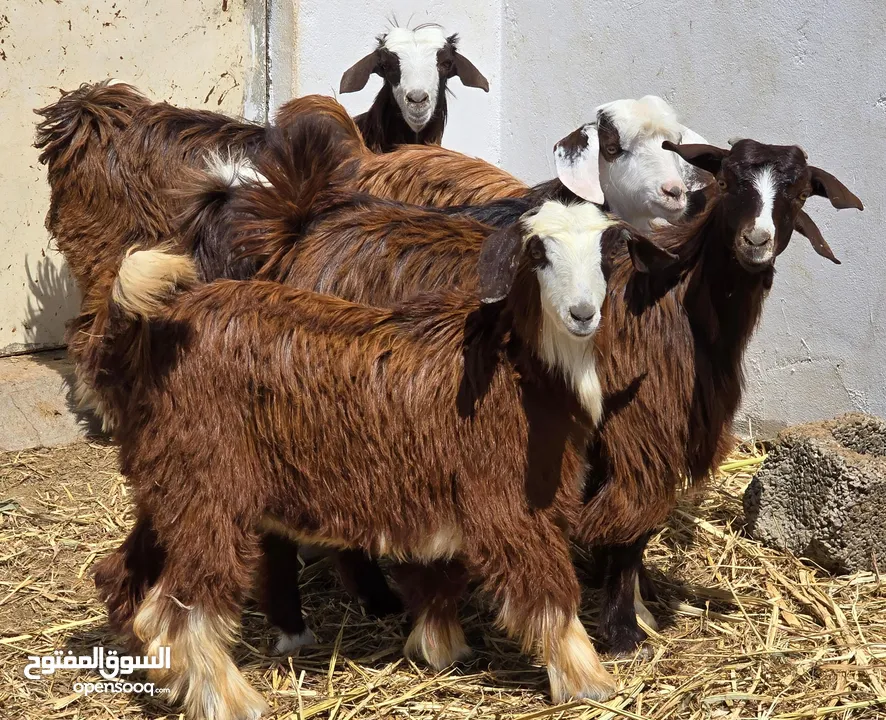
[743,413,886,574]
[0,349,99,451]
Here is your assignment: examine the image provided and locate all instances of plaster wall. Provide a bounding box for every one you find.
[0,0,265,354]
[500,0,884,432]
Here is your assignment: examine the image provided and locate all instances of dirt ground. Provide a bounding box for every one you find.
[0,441,884,719]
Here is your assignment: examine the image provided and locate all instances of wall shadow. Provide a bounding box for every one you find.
[20,253,103,436]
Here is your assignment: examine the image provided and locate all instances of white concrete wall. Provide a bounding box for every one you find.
[4,0,882,430]
[500,0,884,432]
[0,0,265,355]
[271,0,503,164]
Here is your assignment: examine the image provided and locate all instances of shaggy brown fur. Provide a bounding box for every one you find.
[35,81,265,293]
[91,117,526,648]
[575,139,862,652]
[35,84,522,294]
[72,214,621,714]
[355,144,527,206]
[223,135,861,657]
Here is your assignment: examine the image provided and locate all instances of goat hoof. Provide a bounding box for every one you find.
[274,627,316,655]
[603,625,648,657]
[548,667,618,703]
[404,614,472,670]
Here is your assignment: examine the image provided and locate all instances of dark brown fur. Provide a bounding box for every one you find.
[70,228,616,711]
[35,85,522,293]
[354,80,447,152]
[223,135,857,656]
[578,139,860,652]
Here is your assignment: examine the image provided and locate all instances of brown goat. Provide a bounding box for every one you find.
[34,84,524,632]
[90,119,528,651]
[220,133,863,657]
[71,197,671,716]
[572,139,863,652]
[35,84,523,292]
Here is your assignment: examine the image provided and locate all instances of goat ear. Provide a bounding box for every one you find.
[452,52,489,91]
[808,166,864,210]
[340,51,379,93]
[662,141,729,176]
[621,228,679,274]
[478,225,524,303]
[553,123,604,204]
[794,210,841,264]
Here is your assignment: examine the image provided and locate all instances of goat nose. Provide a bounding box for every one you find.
[406,90,429,104]
[569,303,597,323]
[661,182,684,200]
[743,231,772,247]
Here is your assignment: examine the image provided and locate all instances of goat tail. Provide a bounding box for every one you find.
[111,246,199,321]
[273,94,369,158]
[34,79,149,171]
[230,99,365,275]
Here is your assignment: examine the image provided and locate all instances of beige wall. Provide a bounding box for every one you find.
[0,0,266,355]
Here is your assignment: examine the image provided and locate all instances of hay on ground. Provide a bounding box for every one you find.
[0,440,883,719]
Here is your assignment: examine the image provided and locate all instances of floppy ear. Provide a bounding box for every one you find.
[662,141,729,176]
[808,166,864,210]
[340,51,379,93]
[794,210,841,264]
[620,228,679,274]
[554,123,604,204]
[478,225,524,303]
[452,51,489,91]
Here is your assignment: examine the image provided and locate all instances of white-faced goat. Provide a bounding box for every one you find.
[71,200,684,718]
[340,24,489,152]
[554,95,710,230]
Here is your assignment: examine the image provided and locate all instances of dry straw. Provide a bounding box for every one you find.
[1,440,883,719]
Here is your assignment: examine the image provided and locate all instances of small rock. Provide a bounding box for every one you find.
[744,413,886,573]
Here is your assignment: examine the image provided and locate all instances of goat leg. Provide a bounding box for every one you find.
[335,549,403,617]
[597,532,657,656]
[390,559,470,669]
[94,511,165,641]
[465,516,617,703]
[258,533,315,653]
[132,485,267,720]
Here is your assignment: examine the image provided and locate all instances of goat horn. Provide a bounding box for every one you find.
[727,136,743,146]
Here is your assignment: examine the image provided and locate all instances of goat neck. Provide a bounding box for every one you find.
[356,81,447,153]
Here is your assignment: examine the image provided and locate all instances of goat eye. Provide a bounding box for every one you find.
[528,237,546,262]
[799,190,810,201]
[438,60,453,71]
[605,145,620,155]
[717,179,728,191]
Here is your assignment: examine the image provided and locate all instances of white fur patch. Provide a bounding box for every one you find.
[751,166,777,238]
[595,95,693,230]
[547,616,617,703]
[112,248,198,319]
[596,95,683,146]
[275,628,316,654]
[260,515,460,563]
[205,153,269,188]
[133,586,268,720]
[382,26,448,132]
[404,609,472,669]
[414,525,463,562]
[523,202,611,425]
